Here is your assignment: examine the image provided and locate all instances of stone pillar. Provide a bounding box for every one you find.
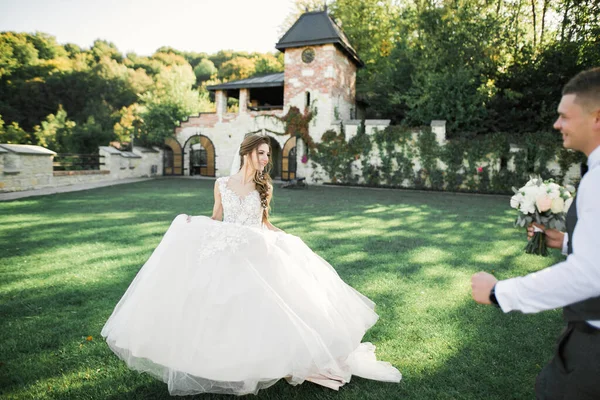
[431,120,446,145]
[215,90,228,120]
[239,89,249,114]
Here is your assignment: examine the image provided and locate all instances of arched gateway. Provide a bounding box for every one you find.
[281,136,297,180]
[163,135,216,176]
[184,135,216,177]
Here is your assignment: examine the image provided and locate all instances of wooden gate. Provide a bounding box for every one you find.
[281,136,297,180]
[163,137,183,175]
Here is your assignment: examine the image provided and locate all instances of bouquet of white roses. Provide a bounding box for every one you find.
[510,176,575,256]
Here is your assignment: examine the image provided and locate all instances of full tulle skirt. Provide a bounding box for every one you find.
[101,215,401,396]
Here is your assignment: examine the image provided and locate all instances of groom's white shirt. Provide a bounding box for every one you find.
[496,145,600,328]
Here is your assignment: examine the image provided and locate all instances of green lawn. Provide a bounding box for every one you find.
[0,178,565,399]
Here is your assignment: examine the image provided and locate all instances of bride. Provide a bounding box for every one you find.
[101,134,401,396]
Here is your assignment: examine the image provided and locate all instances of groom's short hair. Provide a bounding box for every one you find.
[563,67,600,111]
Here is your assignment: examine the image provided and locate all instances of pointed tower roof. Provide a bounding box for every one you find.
[275,10,364,68]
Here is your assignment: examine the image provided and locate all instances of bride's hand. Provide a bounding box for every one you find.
[266,222,283,233]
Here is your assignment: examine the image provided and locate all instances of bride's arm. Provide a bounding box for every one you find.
[186,181,223,223]
[264,220,282,232]
[211,180,224,221]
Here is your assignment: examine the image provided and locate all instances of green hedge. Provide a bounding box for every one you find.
[311,123,585,194]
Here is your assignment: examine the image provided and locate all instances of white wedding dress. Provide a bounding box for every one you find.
[101,176,401,396]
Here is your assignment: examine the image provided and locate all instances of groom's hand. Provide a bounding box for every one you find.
[471,272,498,305]
[527,223,545,240]
[527,223,564,249]
[544,229,565,249]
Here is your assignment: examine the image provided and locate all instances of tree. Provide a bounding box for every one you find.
[27,32,67,60]
[329,0,398,67]
[139,64,210,145]
[70,116,114,154]
[0,32,39,78]
[218,57,255,81]
[253,53,284,75]
[33,106,76,152]
[90,39,122,63]
[193,59,217,84]
[152,51,188,66]
[0,115,34,144]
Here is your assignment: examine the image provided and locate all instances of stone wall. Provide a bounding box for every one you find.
[0,145,55,192]
[0,144,163,193]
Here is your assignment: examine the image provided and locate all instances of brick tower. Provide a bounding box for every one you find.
[276,10,364,129]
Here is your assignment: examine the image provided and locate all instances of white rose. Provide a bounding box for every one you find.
[521,199,536,215]
[564,197,573,213]
[510,193,524,209]
[522,185,543,201]
[547,187,560,199]
[551,197,565,214]
[565,184,576,194]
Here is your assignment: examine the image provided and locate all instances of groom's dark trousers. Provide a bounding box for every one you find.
[535,196,600,399]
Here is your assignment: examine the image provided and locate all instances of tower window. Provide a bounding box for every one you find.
[305,91,311,110]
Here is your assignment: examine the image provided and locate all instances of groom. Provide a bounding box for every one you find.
[471,67,600,399]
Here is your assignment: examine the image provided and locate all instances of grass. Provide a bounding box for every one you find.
[0,178,565,399]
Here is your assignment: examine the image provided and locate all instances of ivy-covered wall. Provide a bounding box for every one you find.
[309,120,585,194]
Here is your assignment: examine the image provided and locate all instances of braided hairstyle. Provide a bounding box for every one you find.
[239,135,273,224]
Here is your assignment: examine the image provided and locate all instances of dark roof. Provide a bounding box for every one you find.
[207,73,284,91]
[275,11,363,67]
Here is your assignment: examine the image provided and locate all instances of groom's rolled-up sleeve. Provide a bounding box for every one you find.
[495,172,600,314]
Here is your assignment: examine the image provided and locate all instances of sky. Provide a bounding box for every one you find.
[0,0,302,55]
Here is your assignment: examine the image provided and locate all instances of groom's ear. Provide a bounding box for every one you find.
[592,106,600,133]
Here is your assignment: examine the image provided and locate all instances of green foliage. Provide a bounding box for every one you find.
[329,0,397,67]
[70,116,114,154]
[403,68,491,136]
[371,125,415,186]
[33,106,76,153]
[90,39,122,63]
[557,148,586,182]
[253,53,284,75]
[340,0,598,137]
[0,31,282,153]
[416,127,440,181]
[218,57,255,81]
[0,32,39,78]
[311,123,353,183]
[193,59,217,84]
[27,32,67,60]
[348,119,370,157]
[0,115,34,144]
[139,65,210,145]
[311,124,578,194]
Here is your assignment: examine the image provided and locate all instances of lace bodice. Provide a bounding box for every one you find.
[217,177,263,227]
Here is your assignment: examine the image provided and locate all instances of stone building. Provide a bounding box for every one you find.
[166,9,386,182]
